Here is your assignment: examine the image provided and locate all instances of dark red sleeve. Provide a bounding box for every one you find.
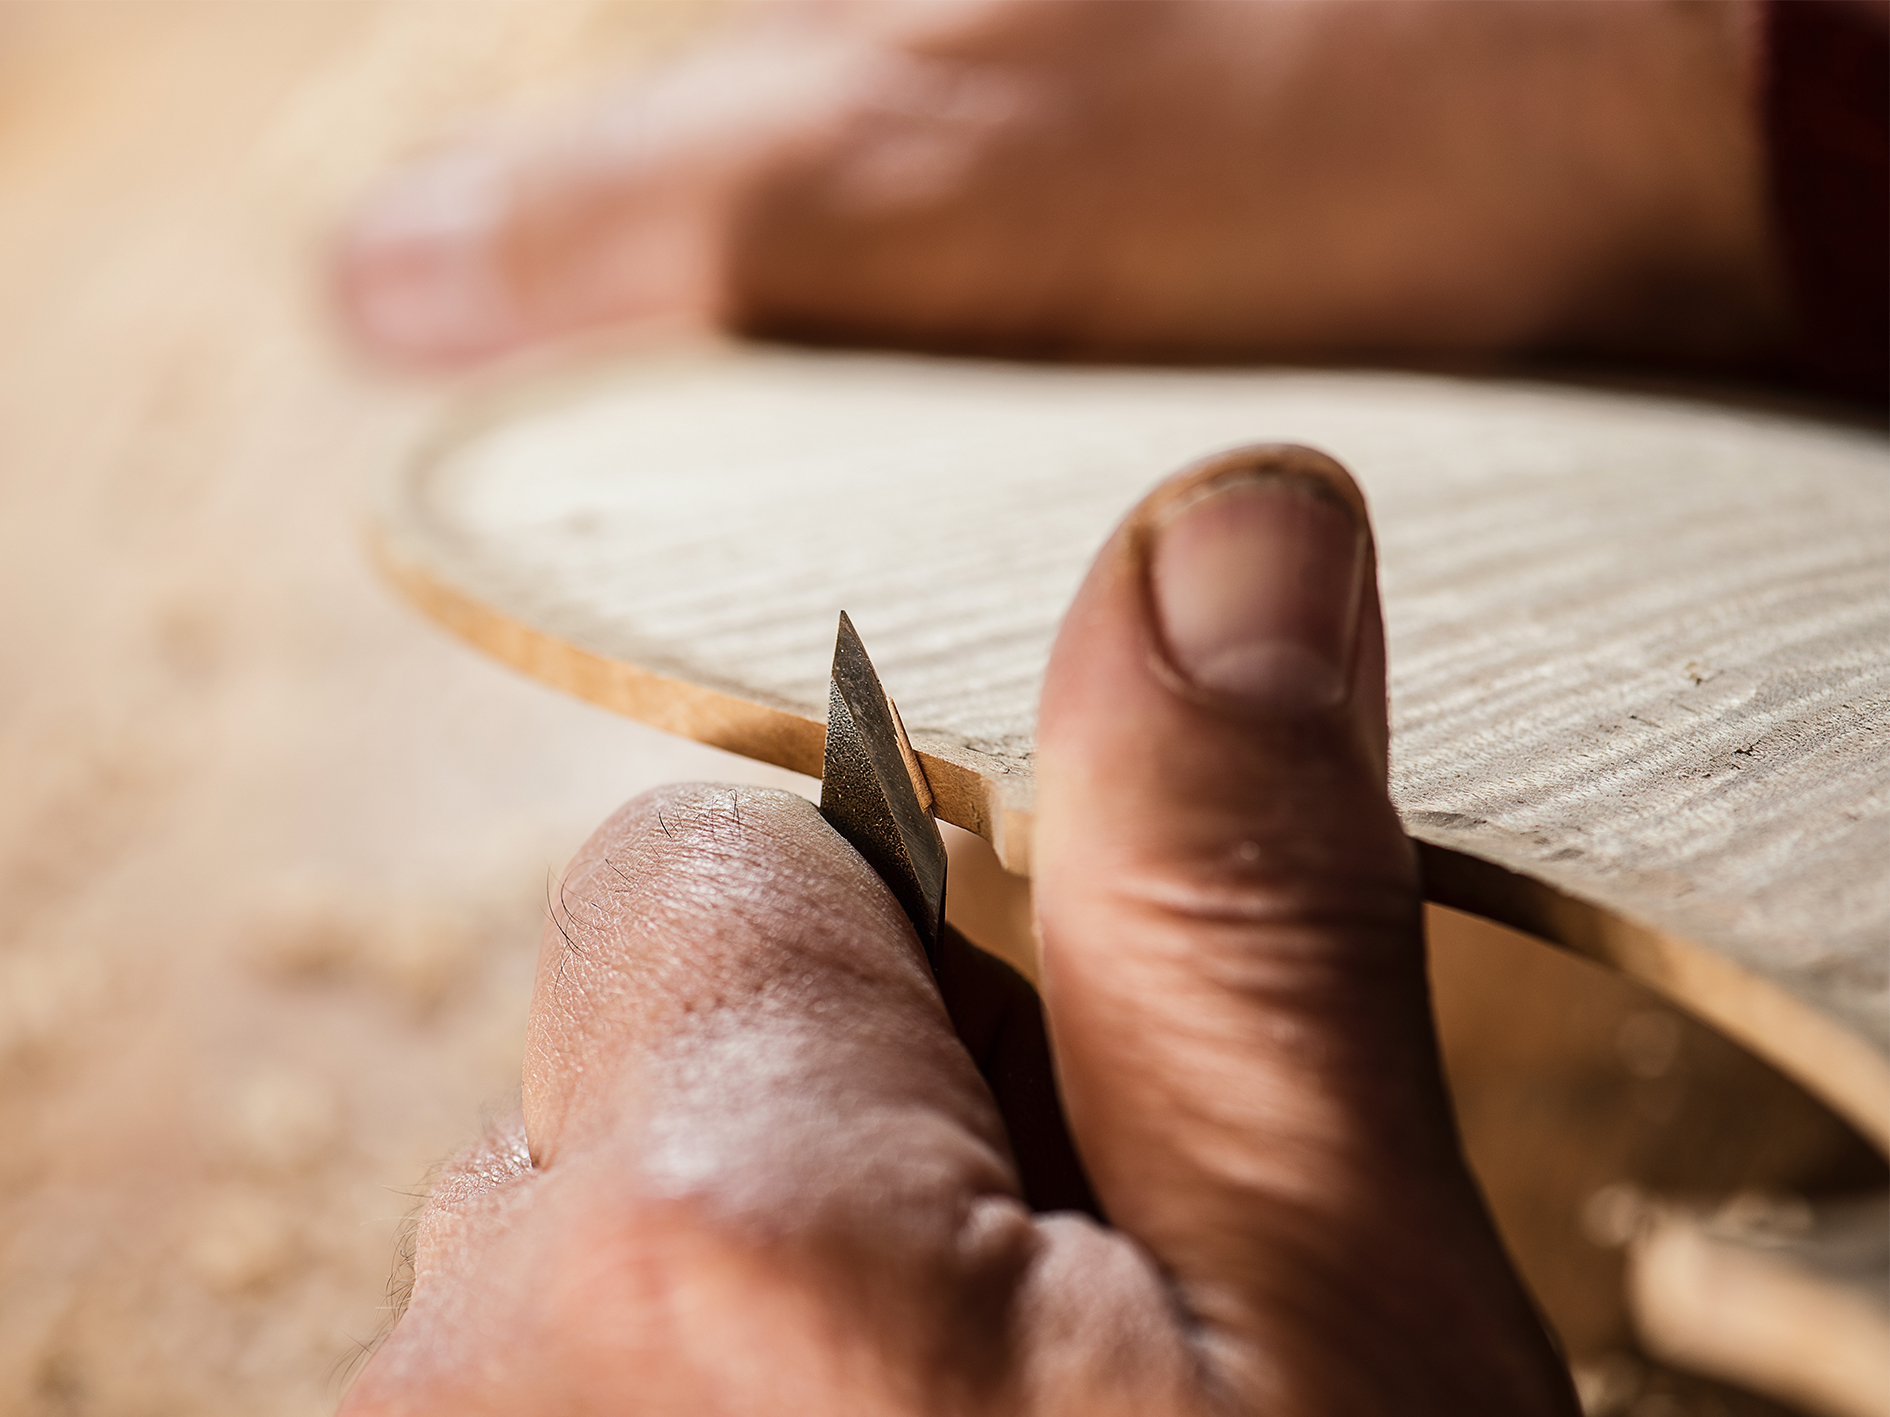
[1763,0,1889,410]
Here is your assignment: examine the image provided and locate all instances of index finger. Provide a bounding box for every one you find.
[348,784,1119,1414]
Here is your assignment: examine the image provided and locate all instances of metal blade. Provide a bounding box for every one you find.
[820,612,947,969]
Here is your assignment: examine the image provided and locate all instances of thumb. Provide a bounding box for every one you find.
[332,23,877,364]
[1033,445,1575,1411]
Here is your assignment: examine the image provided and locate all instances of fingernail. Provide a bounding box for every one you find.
[1149,473,1367,712]
[338,153,519,358]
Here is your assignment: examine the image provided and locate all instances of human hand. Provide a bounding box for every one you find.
[339,446,1581,1415]
[337,0,1779,370]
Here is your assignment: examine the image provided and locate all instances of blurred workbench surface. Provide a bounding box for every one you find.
[0,5,762,1414]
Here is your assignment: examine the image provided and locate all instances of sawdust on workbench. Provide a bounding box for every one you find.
[0,5,1873,1415]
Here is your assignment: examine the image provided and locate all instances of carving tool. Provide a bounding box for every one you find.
[819,612,947,971]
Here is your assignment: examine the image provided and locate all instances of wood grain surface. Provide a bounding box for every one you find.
[375,346,1890,1145]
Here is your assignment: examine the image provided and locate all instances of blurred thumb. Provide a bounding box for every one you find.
[1033,445,1572,1410]
[333,26,876,364]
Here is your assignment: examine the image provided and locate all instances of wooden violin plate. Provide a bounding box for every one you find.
[373,346,1890,1145]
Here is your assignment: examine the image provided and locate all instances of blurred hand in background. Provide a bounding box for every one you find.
[336,0,1788,373]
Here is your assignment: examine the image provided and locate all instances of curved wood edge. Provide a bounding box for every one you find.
[1417,842,1890,1156]
[367,525,1888,1156]
[367,522,1037,868]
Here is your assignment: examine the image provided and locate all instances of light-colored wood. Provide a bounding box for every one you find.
[374,345,1890,1147]
[1626,1194,1890,1417]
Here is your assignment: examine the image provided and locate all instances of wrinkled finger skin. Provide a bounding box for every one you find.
[342,454,1580,1416]
[1031,449,1573,1413]
[341,786,1193,1416]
